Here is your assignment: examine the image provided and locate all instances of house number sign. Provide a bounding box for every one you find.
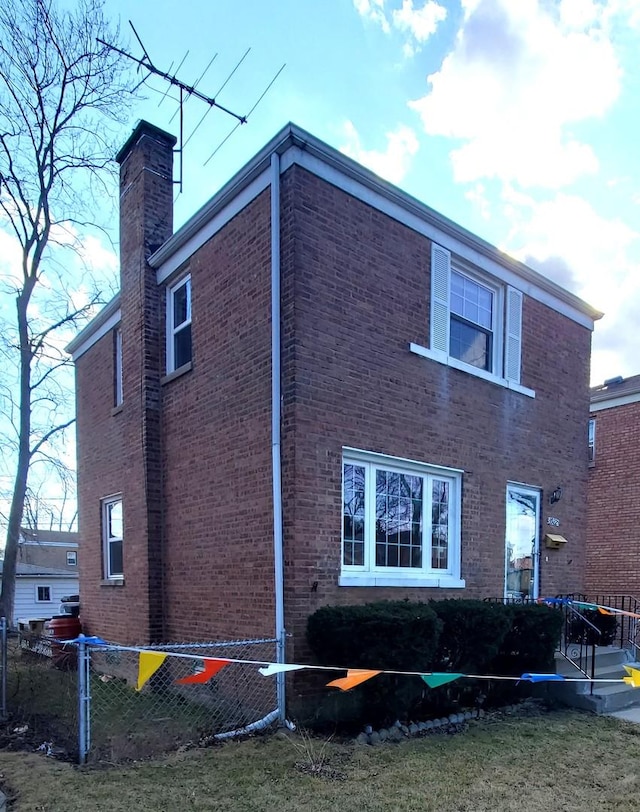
[547,517,560,527]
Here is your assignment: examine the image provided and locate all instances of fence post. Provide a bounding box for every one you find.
[77,634,91,765]
[0,617,6,720]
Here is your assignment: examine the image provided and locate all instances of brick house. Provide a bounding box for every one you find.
[586,375,640,596]
[67,120,601,663]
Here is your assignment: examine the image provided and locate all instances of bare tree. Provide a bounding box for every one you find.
[0,0,132,621]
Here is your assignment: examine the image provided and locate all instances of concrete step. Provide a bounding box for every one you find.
[551,648,640,714]
[555,646,632,676]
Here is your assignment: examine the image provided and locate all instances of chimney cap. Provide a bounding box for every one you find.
[115,120,177,165]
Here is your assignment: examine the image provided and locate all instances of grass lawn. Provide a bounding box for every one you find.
[1,707,639,811]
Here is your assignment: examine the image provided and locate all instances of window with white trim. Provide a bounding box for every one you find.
[66,550,77,566]
[36,585,52,602]
[427,243,525,391]
[588,418,596,465]
[341,451,463,587]
[102,496,123,580]
[167,275,192,372]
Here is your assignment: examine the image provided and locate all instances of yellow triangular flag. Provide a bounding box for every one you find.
[623,665,640,688]
[327,669,381,691]
[136,651,168,691]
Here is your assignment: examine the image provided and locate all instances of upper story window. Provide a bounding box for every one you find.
[588,418,596,466]
[411,242,533,397]
[167,275,192,373]
[102,495,123,580]
[114,327,123,407]
[66,550,77,566]
[340,449,464,589]
[450,270,496,372]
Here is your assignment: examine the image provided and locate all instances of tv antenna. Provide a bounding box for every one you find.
[98,23,285,193]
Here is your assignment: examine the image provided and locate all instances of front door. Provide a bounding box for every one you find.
[505,484,540,601]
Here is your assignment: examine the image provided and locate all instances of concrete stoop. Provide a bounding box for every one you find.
[552,646,640,714]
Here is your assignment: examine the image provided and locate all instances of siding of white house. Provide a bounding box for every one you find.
[13,576,79,625]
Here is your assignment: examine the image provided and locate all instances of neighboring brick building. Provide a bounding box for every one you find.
[586,375,640,596]
[67,121,601,658]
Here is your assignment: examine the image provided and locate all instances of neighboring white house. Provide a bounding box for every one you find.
[0,561,79,626]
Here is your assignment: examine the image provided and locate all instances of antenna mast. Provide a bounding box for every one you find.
[99,24,280,193]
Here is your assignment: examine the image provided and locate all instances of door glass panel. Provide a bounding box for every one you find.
[505,487,539,601]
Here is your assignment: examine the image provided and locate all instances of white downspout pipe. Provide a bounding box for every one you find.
[270,152,286,723]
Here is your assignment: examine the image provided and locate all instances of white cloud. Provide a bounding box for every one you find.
[353,0,390,33]
[392,0,447,56]
[500,189,640,383]
[352,0,446,56]
[409,0,621,188]
[340,120,420,184]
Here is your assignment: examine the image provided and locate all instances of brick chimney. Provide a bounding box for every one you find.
[115,122,176,642]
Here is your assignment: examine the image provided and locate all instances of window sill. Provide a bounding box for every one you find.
[111,404,123,416]
[161,361,192,385]
[409,343,535,399]
[100,578,125,587]
[339,574,466,588]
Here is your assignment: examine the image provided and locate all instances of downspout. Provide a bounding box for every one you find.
[270,152,286,723]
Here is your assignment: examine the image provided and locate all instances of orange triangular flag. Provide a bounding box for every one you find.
[327,669,381,691]
[598,607,615,615]
[136,651,168,691]
[175,658,231,684]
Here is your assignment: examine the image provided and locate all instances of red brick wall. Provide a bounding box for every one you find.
[279,166,592,660]
[75,331,128,641]
[586,401,640,595]
[160,189,276,641]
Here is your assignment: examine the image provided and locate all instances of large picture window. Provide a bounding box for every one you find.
[167,275,192,372]
[102,496,123,580]
[341,450,463,588]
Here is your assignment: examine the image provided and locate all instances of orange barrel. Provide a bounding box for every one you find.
[45,616,82,669]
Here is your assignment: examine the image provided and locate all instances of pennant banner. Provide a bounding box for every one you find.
[327,669,381,691]
[421,673,463,689]
[258,663,307,677]
[520,673,566,683]
[136,652,168,691]
[623,666,640,687]
[175,658,230,684]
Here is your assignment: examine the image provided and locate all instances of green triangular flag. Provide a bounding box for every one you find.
[421,673,464,688]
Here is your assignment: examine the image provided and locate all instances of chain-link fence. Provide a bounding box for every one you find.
[1,623,279,764]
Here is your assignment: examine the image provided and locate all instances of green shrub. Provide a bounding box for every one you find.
[306,601,441,725]
[306,601,441,672]
[491,604,563,675]
[305,598,565,727]
[429,599,512,672]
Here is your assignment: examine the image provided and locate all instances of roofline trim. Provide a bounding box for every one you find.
[149,123,602,324]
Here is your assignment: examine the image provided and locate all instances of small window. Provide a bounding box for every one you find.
[36,585,52,602]
[114,327,123,406]
[66,551,77,566]
[341,450,463,587]
[588,418,596,466]
[102,496,123,580]
[167,275,192,372]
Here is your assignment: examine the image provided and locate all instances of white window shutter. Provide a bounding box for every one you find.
[505,286,523,384]
[430,243,451,354]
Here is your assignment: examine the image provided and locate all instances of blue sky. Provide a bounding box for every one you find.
[102,0,639,386]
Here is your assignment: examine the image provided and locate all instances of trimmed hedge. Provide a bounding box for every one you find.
[306,599,563,726]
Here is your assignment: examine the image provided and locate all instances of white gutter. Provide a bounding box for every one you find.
[270,152,286,724]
